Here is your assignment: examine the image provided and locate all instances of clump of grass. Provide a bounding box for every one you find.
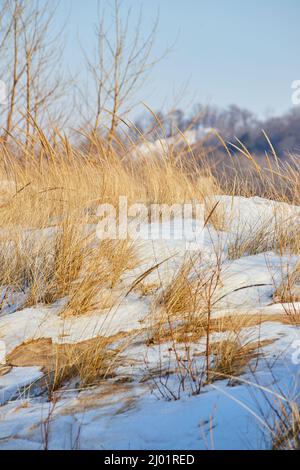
[100,239,138,288]
[138,156,218,205]
[156,261,200,315]
[205,197,227,231]
[227,204,300,261]
[274,221,300,255]
[227,220,275,260]
[7,336,125,392]
[274,262,300,304]
[272,400,300,450]
[0,214,139,316]
[0,234,55,306]
[60,272,106,317]
[26,220,90,306]
[207,333,269,384]
[155,252,223,321]
[154,250,222,331]
[51,338,120,390]
[0,219,92,309]
[61,239,138,317]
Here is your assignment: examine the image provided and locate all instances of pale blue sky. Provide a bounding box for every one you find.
[58,0,300,118]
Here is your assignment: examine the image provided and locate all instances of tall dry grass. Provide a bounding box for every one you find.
[1,120,300,430]
[0,121,220,318]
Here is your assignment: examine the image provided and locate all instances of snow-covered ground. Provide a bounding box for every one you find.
[0,195,300,449]
[131,129,214,159]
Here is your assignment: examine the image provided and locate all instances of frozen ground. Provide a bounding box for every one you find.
[0,195,300,449]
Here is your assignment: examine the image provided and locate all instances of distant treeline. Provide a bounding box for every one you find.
[134,105,300,158]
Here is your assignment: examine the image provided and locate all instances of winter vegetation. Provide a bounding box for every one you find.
[0,0,300,451]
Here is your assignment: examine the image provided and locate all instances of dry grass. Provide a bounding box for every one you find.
[145,316,275,400]
[227,220,274,260]
[227,215,300,261]
[152,252,223,378]
[5,126,288,325]
[204,197,227,231]
[0,123,217,318]
[51,340,120,390]
[272,400,300,450]
[155,254,223,318]
[156,261,200,316]
[100,239,138,288]
[275,222,300,255]
[145,303,295,400]
[147,312,300,346]
[207,335,274,384]
[26,221,90,307]
[0,200,139,316]
[1,119,300,412]
[139,158,218,205]
[0,125,218,231]
[134,280,160,297]
[60,238,138,317]
[274,262,300,303]
[7,334,128,391]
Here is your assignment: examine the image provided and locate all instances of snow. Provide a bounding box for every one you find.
[0,247,294,357]
[0,366,43,406]
[132,130,198,159]
[207,195,300,234]
[0,323,299,449]
[212,252,298,312]
[1,195,300,449]
[0,294,149,355]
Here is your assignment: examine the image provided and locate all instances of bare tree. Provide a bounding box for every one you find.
[81,0,164,146]
[1,0,23,142]
[0,0,69,146]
